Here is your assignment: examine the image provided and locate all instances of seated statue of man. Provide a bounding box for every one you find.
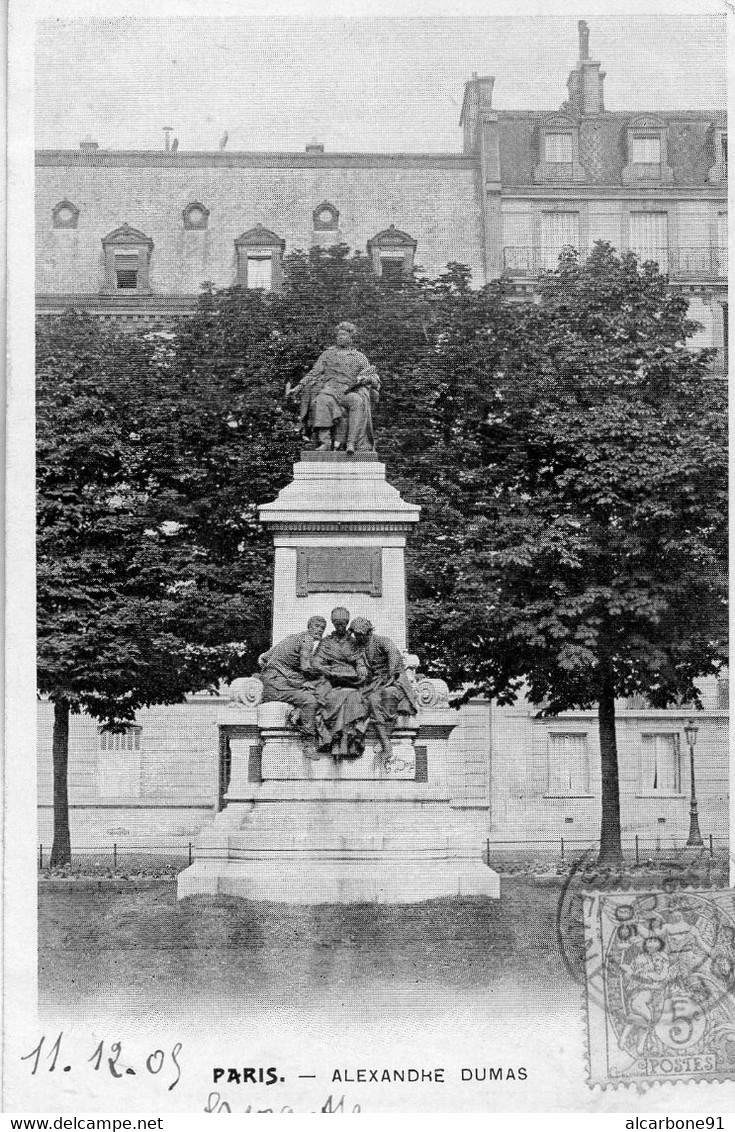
[348,617,418,759]
[287,321,380,454]
[257,615,327,760]
[311,607,370,759]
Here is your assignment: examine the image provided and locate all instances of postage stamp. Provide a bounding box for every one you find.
[583,888,735,1088]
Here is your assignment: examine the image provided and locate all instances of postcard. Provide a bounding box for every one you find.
[5,0,732,1117]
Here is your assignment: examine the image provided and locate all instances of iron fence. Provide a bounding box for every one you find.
[38,835,728,872]
[502,246,727,279]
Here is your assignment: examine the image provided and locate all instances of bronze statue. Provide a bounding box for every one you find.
[349,617,418,758]
[287,322,380,453]
[258,615,327,760]
[311,607,370,759]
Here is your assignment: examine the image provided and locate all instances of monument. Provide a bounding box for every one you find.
[177,327,500,902]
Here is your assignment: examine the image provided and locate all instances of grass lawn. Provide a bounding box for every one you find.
[39,876,579,1022]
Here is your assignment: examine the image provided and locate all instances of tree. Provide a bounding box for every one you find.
[36,312,263,865]
[409,244,727,863]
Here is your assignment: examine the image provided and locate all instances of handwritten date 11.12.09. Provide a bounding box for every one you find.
[21,1033,183,1091]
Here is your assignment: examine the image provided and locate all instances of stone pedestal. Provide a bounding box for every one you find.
[177,452,499,903]
[259,452,419,649]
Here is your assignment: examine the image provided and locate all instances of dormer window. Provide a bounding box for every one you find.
[234,225,286,292]
[534,115,585,183]
[101,224,154,294]
[623,116,673,184]
[52,200,80,229]
[312,201,339,231]
[366,225,417,279]
[182,201,210,230]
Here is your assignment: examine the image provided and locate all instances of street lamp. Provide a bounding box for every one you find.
[684,719,703,848]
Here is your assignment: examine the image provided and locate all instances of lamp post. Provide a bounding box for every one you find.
[684,719,703,848]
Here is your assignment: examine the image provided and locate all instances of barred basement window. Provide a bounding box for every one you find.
[99,725,142,751]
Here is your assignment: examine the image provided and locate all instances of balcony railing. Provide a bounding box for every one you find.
[503,246,727,279]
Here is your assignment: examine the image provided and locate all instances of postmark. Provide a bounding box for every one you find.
[583,887,735,1088]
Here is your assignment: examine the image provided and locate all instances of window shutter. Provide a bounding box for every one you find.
[545,133,573,162]
[540,212,579,268]
[632,136,661,163]
[247,255,273,290]
[548,733,588,794]
[630,212,668,272]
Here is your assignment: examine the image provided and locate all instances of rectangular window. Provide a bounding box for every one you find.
[247,255,272,290]
[114,253,139,290]
[544,132,573,163]
[717,674,729,710]
[630,211,668,273]
[380,257,405,280]
[547,733,589,795]
[717,212,728,277]
[639,733,681,794]
[632,135,661,164]
[722,133,727,175]
[540,211,579,270]
[97,726,142,799]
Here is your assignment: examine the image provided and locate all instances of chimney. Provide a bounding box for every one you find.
[460,72,495,155]
[79,135,99,151]
[163,126,174,152]
[565,22,605,115]
[305,138,325,153]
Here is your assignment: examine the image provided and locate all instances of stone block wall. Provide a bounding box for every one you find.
[37,696,223,850]
[36,155,486,295]
[489,677,728,851]
[36,681,728,855]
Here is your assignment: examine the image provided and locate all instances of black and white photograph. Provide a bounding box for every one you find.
[4,0,732,1117]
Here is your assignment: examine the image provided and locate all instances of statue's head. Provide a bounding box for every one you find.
[331,607,350,636]
[335,321,358,348]
[307,615,327,639]
[349,616,373,644]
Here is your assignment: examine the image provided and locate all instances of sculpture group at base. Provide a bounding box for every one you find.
[287,322,380,453]
[257,608,417,761]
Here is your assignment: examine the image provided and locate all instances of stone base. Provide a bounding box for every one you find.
[176,793,500,904]
[177,857,500,903]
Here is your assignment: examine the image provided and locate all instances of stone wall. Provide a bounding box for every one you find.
[489,678,729,851]
[36,154,486,295]
[37,681,728,854]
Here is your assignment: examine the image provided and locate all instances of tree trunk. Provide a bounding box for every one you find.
[50,699,71,867]
[598,661,623,865]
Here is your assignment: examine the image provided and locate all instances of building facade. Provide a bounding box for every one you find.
[36,23,726,367]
